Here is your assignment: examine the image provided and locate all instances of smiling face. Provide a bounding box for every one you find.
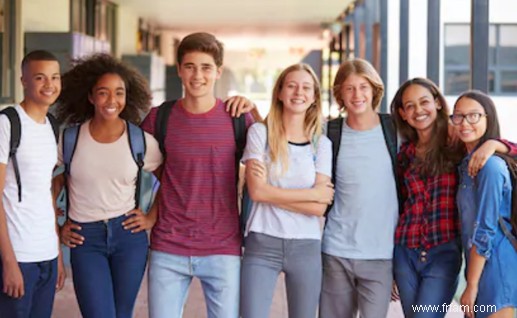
[452,97,487,152]
[278,70,316,115]
[339,73,375,117]
[21,60,61,107]
[177,51,222,100]
[398,84,441,136]
[88,73,126,121]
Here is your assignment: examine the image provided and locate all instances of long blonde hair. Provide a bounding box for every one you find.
[265,63,323,173]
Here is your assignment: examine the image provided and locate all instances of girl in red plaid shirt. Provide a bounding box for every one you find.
[389,78,515,318]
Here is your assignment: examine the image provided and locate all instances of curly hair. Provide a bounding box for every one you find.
[56,54,152,125]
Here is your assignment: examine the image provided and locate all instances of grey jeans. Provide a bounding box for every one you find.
[240,232,322,318]
[319,253,393,318]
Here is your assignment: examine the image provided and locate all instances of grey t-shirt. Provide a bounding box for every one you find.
[242,123,332,240]
[322,120,398,259]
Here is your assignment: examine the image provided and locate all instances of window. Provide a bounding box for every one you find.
[0,0,15,103]
[444,23,517,95]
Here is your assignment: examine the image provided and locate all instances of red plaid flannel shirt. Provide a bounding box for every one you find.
[395,142,459,249]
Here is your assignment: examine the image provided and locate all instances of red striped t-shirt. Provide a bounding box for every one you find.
[141,99,252,256]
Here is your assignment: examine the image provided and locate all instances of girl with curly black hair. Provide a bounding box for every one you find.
[54,54,162,318]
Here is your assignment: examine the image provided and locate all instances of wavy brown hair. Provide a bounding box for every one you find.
[56,54,151,125]
[265,63,323,173]
[391,78,463,175]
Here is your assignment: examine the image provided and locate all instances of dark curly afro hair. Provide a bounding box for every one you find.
[56,53,152,125]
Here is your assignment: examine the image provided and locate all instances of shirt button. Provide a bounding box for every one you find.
[421,250,427,256]
[420,257,427,262]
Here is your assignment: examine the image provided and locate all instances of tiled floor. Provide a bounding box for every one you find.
[52,268,464,318]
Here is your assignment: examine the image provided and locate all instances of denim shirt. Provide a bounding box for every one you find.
[457,154,512,260]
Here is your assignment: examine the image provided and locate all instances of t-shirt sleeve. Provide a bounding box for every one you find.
[242,123,267,163]
[143,131,163,172]
[0,115,11,165]
[315,135,332,177]
[140,107,158,136]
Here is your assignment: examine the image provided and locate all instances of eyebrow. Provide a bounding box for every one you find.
[94,86,125,91]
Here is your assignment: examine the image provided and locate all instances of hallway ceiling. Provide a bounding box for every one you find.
[119,0,353,32]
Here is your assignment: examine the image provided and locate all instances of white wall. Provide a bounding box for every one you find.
[22,0,69,32]
[386,0,400,107]
[116,6,139,57]
[407,0,428,79]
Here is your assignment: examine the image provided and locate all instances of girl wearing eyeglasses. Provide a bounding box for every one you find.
[452,90,516,318]
[390,78,517,318]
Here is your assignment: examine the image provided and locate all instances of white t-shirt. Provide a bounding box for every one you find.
[242,123,332,240]
[0,105,59,262]
[57,120,163,222]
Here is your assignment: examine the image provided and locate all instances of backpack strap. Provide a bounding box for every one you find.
[0,107,22,202]
[46,113,59,143]
[499,217,517,251]
[126,121,146,210]
[63,125,80,177]
[154,100,176,156]
[62,125,81,215]
[494,153,517,245]
[232,115,247,186]
[379,113,403,214]
[324,117,343,216]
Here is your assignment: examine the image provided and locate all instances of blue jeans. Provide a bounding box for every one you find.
[0,257,57,318]
[240,233,322,318]
[394,240,462,318]
[70,214,148,318]
[148,250,240,318]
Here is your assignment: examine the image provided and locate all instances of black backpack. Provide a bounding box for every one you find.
[0,107,59,202]
[325,113,400,216]
[494,153,517,251]
[152,100,249,235]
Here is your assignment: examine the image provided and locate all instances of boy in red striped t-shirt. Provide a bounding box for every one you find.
[141,32,255,318]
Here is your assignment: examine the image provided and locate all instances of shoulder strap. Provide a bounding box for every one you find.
[379,113,403,214]
[232,115,247,186]
[379,113,397,165]
[127,121,147,210]
[46,113,59,143]
[0,107,22,202]
[327,117,343,188]
[62,125,81,215]
[154,100,176,156]
[494,153,517,242]
[63,125,81,176]
[324,117,343,216]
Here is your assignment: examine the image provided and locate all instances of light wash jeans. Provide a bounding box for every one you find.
[148,250,240,318]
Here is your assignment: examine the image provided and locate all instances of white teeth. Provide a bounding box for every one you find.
[105,107,117,114]
[415,115,428,121]
[290,99,305,104]
[42,91,54,96]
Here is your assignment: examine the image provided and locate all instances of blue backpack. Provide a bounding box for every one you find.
[61,121,147,211]
[0,107,59,202]
[152,100,250,236]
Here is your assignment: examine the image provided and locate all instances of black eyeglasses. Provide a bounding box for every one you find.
[449,113,487,125]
